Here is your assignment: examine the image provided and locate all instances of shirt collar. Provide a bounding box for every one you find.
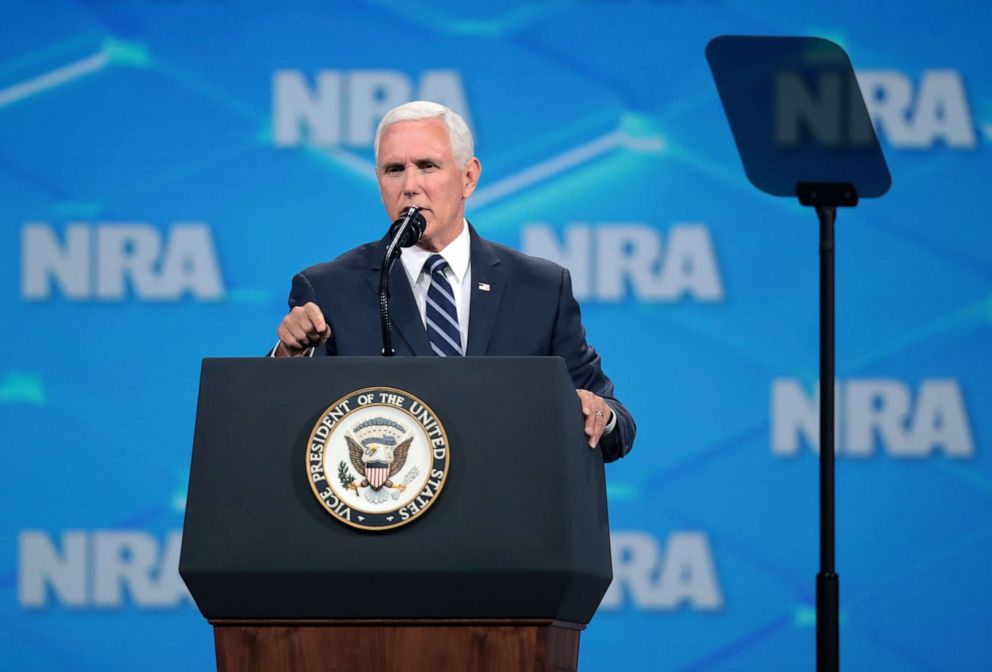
[399,219,471,284]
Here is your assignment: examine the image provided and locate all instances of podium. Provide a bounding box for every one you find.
[180,357,613,671]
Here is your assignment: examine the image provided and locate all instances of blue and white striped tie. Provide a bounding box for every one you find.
[424,254,463,356]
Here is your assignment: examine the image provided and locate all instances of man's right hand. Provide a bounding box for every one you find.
[275,302,331,357]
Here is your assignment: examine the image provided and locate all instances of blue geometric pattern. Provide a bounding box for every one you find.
[1,1,989,671]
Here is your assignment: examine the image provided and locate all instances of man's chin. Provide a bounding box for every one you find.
[416,237,441,253]
[418,225,450,252]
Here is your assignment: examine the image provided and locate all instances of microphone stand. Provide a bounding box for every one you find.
[379,248,399,356]
[379,207,425,356]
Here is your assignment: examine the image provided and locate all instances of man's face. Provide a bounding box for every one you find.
[376,118,481,252]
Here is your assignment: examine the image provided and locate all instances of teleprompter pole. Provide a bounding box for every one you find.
[816,203,839,672]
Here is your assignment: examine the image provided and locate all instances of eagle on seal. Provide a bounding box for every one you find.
[346,433,413,492]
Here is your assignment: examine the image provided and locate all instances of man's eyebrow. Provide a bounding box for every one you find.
[380,156,444,170]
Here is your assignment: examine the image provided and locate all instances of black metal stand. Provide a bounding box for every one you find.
[797,181,854,672]
[816,202,839,672]
[379,250,400,357]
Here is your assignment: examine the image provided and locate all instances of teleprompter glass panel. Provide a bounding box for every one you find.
[706,36,891,199]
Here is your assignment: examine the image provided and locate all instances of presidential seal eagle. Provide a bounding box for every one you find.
[344,417,413,494]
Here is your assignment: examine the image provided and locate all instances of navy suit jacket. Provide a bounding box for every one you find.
[285,225,635,461]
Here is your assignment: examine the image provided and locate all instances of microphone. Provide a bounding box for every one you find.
[386,207,427,250]
[380,207,426,356]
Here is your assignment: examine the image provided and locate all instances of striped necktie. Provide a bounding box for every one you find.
[424,254,463,356]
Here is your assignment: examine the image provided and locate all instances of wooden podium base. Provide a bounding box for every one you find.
[212,619,584,672]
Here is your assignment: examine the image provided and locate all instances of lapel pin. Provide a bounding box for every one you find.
[477,282,491,292]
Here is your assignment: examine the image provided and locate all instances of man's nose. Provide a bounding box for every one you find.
[402,167,421,196]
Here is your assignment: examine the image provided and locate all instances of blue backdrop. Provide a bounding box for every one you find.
[2,1,989,670]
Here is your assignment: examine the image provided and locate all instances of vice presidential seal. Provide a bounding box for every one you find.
[306,387,450,531]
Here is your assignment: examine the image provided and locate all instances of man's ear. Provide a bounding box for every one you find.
[462,157,482,199]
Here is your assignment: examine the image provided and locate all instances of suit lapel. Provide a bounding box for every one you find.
[364,241,432,356]
[466,226,505,356]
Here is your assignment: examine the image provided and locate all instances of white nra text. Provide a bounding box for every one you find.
[21,223,224,302]
[772,378,974,457]
[19,531,191,608]
[601,531,723,611]
[777,69,978,150]
[274,69,471,147]
[522,224,724,302]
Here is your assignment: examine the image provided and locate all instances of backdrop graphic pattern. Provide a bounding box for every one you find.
[2,1,990,670]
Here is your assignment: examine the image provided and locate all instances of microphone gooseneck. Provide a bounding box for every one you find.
[379,207,426,356]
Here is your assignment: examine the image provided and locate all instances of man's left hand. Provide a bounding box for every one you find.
[576,389,613,449]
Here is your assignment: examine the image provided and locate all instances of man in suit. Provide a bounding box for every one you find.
[272,101,634,461]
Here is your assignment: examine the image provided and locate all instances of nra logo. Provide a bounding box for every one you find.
[600,531,723,611]
[273,69,471,148]
[521,223,724,303]
[19,530,191,609]
[21,223,224,302]
[779,68,981,150]
[771,378,975,458]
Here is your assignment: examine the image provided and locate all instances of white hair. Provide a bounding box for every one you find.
[374,101,475,167]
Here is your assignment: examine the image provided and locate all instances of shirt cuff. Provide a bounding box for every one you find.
[602,403,618,435]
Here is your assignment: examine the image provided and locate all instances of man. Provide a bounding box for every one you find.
[272,101,634,461]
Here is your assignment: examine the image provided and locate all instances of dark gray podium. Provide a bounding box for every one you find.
[180,357,612,671]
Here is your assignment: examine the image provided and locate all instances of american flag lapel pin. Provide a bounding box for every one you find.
[478,282,491,292]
